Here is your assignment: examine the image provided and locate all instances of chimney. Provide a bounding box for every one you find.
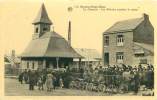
[143,13,149,20]
[68,20,71,46]
[11,50,15,59]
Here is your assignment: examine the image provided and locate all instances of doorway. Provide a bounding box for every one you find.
[104,53,109,65]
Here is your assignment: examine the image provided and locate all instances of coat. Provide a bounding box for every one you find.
[28,71,36,85]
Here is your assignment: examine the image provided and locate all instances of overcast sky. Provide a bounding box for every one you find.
[0,0,157,55]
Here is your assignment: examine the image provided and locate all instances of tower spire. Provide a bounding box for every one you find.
[32,3,52,25]
[68,20,71,46]
[32,3,52,39]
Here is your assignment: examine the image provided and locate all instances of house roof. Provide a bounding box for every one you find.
[4,55,21,64]
[134,42,154,53]
[133,42,154,56]
[104,17,144,33]
[21,31,82,58]
[32,3,52,25]
[74,48,101,61]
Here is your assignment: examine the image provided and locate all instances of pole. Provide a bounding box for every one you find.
[56,57,59,69]
[79,58,81,70]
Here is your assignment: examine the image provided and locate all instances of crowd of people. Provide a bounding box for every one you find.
[72,64,154,95]
[18,69,64,92]
[18,64,154,95]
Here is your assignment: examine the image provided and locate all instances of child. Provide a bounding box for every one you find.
[59,77,64,89]
[37,77,44,90]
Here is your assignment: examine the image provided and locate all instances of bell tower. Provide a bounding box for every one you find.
[32,3,52,39]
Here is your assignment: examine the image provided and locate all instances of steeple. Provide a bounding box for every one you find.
[32,3,52,25]
[143,13,149,20]
[68,20,71,46]
[32,3,52,39]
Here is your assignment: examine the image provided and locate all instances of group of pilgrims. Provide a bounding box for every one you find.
[18,69,64,92]
[18,64,154,95]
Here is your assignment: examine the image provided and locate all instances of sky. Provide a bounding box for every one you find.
[0,0,157,55]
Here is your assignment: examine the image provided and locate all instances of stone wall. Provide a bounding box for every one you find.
[103,31,134,66]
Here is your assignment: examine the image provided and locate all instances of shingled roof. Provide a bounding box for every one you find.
[104,17,144,33]
[32,3,52,25]
[21,31,82,58]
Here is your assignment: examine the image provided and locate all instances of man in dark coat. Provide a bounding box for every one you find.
[23,70,28,84]
[134,71,140,94]
[53,75,57,90]
[18,72,24,84]
[34,71,39,86]
[28,70,36,90]
[146,68,154,89]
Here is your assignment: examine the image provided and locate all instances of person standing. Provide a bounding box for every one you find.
[134,69,140,94]
[37,75,45,90]
[23,69,28,84]
[18,72,24,84]
[46,73,53,92]
[122,68,131,92]
[28,70,36,90]
[59,77,64,89]
[53,75,57,90]
[146,67,154,90]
